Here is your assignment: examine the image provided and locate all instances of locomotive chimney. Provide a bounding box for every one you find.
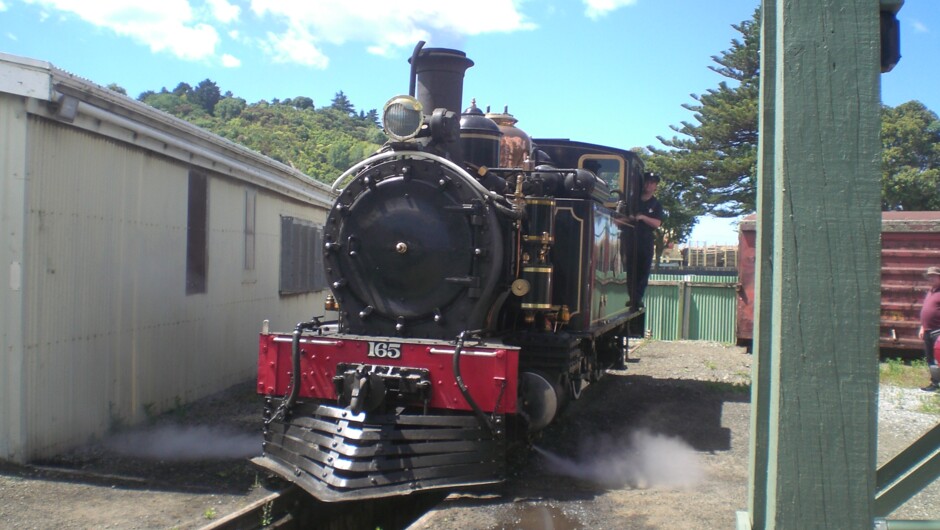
[409,47,474,163]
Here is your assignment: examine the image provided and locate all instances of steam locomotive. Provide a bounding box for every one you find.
[252,44,647,502]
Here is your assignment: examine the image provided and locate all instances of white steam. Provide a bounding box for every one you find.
[105,425,260,461]
[535,429,703,489]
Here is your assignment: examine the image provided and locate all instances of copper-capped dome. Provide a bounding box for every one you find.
[486,105,531,168]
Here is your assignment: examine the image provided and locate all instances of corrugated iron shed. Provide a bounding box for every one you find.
[647,273,739,342]
[1,52,334,462]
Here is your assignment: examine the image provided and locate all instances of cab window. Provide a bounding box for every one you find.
[580,156,623,192]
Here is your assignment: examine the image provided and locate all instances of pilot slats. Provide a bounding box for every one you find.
[253,402,505,501]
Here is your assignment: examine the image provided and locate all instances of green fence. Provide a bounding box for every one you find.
[644,273,739,343]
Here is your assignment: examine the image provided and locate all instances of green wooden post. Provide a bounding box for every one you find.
[741,1,882,528]
[747,0,777,527]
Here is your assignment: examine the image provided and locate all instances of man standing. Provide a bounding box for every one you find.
[918,266,940,391]
[622,172,665,312]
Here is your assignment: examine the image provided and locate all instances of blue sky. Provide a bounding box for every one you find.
[1,0,937,245]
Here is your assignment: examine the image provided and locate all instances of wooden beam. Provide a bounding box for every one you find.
[746,0,777,527]
[743,1,882,528]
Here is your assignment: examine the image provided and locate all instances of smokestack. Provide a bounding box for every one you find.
[410,48,473,118]
[409,48,474,162]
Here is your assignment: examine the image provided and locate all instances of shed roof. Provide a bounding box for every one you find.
[0,52,334,208]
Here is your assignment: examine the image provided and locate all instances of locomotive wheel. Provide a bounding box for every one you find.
[518,371,563,431]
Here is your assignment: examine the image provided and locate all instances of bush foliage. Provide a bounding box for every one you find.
[135,83,386,184]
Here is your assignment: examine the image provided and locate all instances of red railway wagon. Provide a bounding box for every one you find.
[736,212,940,355]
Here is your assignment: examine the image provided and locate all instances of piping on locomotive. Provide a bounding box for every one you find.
[252,43,648,502]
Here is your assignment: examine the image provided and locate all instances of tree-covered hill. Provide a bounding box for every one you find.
[132,81,386,184]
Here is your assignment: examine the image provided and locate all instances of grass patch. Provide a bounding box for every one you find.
[879,358,929,388]
[261,501,273,527]
[702,381,751,394]
[920,394,940,415]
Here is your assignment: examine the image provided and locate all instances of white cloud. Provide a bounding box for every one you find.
[912,20,928,33]
[220,53,240,67]
[205,0,239,24]
[133,20,219,61]
[249,0,535,69]
[261,27,329,68]
[23,0,221,60]
[21,0,538,68]
[0,1,8,11]
[6,32,16,41]
[583,0,638,20]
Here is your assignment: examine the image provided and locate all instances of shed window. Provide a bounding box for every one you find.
[186,172,208,294]
[279,216,325,295]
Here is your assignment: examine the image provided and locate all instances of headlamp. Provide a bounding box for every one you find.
[382,95,424,141]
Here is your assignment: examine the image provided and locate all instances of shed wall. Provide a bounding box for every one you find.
[20,116,327,458]
[645,273,739,342]
[0,93,28,461]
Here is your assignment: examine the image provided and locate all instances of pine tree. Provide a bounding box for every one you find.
[191,79,222,114]
[362,109,380,127]
[172,82,193,97]
[650,8,760,217]
[330,91,355,116]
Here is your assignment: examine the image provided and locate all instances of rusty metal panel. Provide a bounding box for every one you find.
[736,216,757,345]
[880,212,940,354]
[737,212,940,354]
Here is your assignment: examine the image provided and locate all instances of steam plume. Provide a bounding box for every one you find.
[534,429,703,489]
[105,425,260,461]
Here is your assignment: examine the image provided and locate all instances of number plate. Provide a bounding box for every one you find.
[366,341,402,359]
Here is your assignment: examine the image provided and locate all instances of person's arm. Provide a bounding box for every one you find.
[635,213,662,229]
[920,325,925,339]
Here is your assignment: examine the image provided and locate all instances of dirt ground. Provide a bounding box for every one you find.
[1,341,938,529]
[0,381,269,530]
[411,340,940,529]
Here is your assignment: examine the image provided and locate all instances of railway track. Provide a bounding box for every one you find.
[200,482,447,530]
[201,485,308,530]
